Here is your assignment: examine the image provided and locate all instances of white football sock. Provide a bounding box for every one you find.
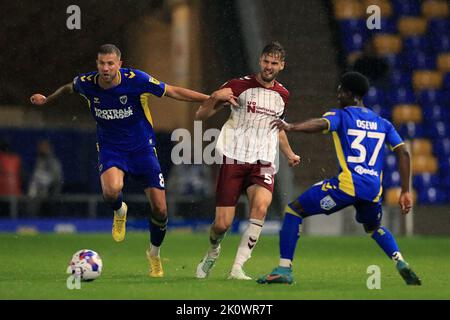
[149,245,160,257]
[232,218,264,269]
[115,202,126,217]
[279,258,292,268]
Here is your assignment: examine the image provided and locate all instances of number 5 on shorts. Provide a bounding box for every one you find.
[264,173,273,185]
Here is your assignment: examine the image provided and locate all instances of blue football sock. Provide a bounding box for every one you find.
[371,226,400,259]
[279,205,303,261]
[149,216,168,247]
[105,191,123,211]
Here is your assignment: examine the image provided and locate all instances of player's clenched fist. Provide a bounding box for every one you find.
[30,94,47,105]
[288,154,301,167]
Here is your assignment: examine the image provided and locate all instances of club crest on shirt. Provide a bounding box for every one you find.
[120,95,128,105]
[320,195,337,211]
[94,97,100,104]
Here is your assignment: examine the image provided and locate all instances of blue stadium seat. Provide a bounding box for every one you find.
[413,173,440,190]
[388,86,416,105]
[383,170,401,188]
[371,18,398,34]
[432,34,450,52]
[422,104,450,124]
[418,89,444,106]
[384,154,398,171]
[439,156,450,172]
[425,121,450,139]
[391,0,421,17]
[398,122,424,139]
[339,19,366,33]
[418,187,447,204]
[389,70,412,87]
[433,138,450,157]
[405,51,437,70]
[364,86,386,105]
[383,54,408,70]
[440,173,450,189]
[442,73,450,90]
[342,32,366,53]
[428,19,450,37]
[403,36,432,53]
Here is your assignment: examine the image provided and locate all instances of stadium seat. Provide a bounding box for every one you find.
[437,53,450,73]
[342,32,366,53]
[371,18,398,34]
[428,19,450,37]
[418,187,446,204]
[384,54,409,70]
[422,0,449,19]
[413,71,443,90]
[391,0,421,17]
[418,89,444,105]
[440,173,450,189]
[403,36,432,53]
[385,187,417,206]
[433,138,450,156]
[422,104,450,123]
[363,0,393,17]
[339,18,366,33]
[389,70,412,87]
[384,153,398,171]
[398,122,425,139]
[398,17,427,37]
[388,87,416,105]
[373,35,403,55]
[432,34,450,52]
[412,154,438,174]
[425,120,450,138]
[411,138,433,156]
[413,173,440,190]
[334,0,364,19]
[383,170,401,188]
[364,86,386,105]
[405,51,437,70]
[392,104,423,124]
[442,73,450,90]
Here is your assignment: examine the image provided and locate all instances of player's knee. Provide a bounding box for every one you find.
[250,205,269,219]
[102,188,122,203]
[363,223,380,234]
[152,203,168,220]
[213,220,231,234]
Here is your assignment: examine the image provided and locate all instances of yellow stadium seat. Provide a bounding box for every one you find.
[412,155,438,174]
[413,71,443,90]
[347,51,362,65]
[398,17,427,36]
[411,139,433,156]
[385,187,417,206]
[372,35,402,55]
[334,0,364,19]
[392,104,423,125]
[363,0,393,17]
[437,53,450,73]
[422,0,449,18]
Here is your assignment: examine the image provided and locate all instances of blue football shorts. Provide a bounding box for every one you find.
[294,177,382,230]
[97,144,165,190]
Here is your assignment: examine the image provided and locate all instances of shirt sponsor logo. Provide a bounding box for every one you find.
[94,106,133,120]
[354,165,379,177]
[320,195,336,211]
[246,101,277,116]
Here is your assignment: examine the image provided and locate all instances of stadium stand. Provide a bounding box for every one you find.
[334,0,450,204]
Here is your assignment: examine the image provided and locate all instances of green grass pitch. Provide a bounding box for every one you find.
[0,232,449,299]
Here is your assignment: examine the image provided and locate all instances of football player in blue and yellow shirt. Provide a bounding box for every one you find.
[257,72,421,286]
[30,44,209,277]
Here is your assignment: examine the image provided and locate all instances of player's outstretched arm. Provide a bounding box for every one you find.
[271,118,328,133]
[164,84,209,102]
[195,88,237,120]
[30,83,74,105]
[394,144,413,215]
[278,130,300,167]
